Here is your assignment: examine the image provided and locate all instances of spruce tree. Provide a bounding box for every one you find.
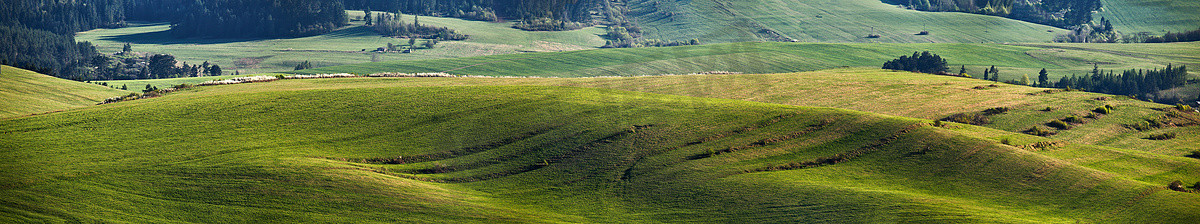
[1038,69,1049,87]
[959,66,967,75]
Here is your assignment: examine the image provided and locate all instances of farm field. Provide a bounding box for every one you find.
[1093,0,1200,34]
[626,0,1064,43]
[4,80,1199,222]
[0,66,130,118]
[75,12,606,75]
[181,68,1200,156]
[290,41,1199,81]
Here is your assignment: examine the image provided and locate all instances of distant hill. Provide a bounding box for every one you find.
[1094,0,1200,34]
[0,65,129,118]
[626,0,1064,43]
[3,84,1197,222]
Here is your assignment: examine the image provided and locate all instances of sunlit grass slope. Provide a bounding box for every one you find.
[0,65,130,118]
[236,68,1200,156]
[626,0,1064,43]
[293,42,1199,80]
[75,11,606,75]
[3,84,1198,222]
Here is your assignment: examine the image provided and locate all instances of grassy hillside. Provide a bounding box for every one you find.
[219,68,1200,156]
[75,12,606,75]
[292,42,1198,79]
[3,84,1198,222]
[626,0,1064,43]
[1094,0,1200,34]
[0,66,130,118]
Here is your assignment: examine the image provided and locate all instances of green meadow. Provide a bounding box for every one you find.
[0,66,130,118]
[4,79,1198,222]
[628,0,1064,43]
[75,12,606,75]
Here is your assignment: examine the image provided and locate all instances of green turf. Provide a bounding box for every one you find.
[1093,0,1200,34]
[627,0,1064,43]
[74,12,606,75]
[217,68,1200,156]
[3,84,1198,222]
[0,65,130,118]
[291,41,1199,80]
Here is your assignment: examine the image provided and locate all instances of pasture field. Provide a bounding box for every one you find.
[200,68,1200,156]
[627,0,1064,43]
[3,82,1198,222]
[75,12,606,75]
[293,41,1199,80]
[0,66,130,118]
[1093,0,1200,34]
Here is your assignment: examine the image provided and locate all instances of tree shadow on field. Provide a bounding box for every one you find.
[96,22,272,45]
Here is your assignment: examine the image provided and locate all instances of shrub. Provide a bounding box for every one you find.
[1025,126,1056,136]
[1047,120,1071,130]
[1062,116,1084,123]
[983,107,1010,115]
[1177,104,1193,111]
[944,112,990,125]
[1041,107,1054,111]
[933,120,944,127]
[1146,133,1176,140]
[1093,106,1111,114]
[1001,138,1011,145]
[1085,112,1100,119]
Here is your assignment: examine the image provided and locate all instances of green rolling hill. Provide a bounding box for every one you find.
[0,65,130,118]
[3,83,1199,222]
[1094,0,1200,34]
[626,0,1064,43]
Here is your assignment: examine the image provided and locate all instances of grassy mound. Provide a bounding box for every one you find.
[209,68,1200,156]
[6,84,1196,222]
[0,65,130,118]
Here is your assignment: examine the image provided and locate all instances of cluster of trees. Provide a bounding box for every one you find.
[169,0,349,38]
[0,25,98,79]
[88,53,221,80]
[513,17,587,31]
[886,0,1102,28]
[1137,27,1200,43]
[372,13,467,40]
[1048,65,1190,102]
[1054,17,1119,43]
[882,52,949,74]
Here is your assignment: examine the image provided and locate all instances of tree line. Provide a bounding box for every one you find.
[882,51,949,74]
[371,12,467,40]
[1050,65,1190,103]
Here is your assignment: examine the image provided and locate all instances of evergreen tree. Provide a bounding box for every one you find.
[209,65,222,76]
[959,65,967,75]
[409,38,418,46]
[122,43,132,53]
[121,84,127,90]
[1038,68,1049,87]
[983,67,991,80]
[364,8,374,26]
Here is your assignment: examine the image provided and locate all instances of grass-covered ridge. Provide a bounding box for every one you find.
[0,65,130,118]
[3,84,1198,222]
[211,68,1200,156]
